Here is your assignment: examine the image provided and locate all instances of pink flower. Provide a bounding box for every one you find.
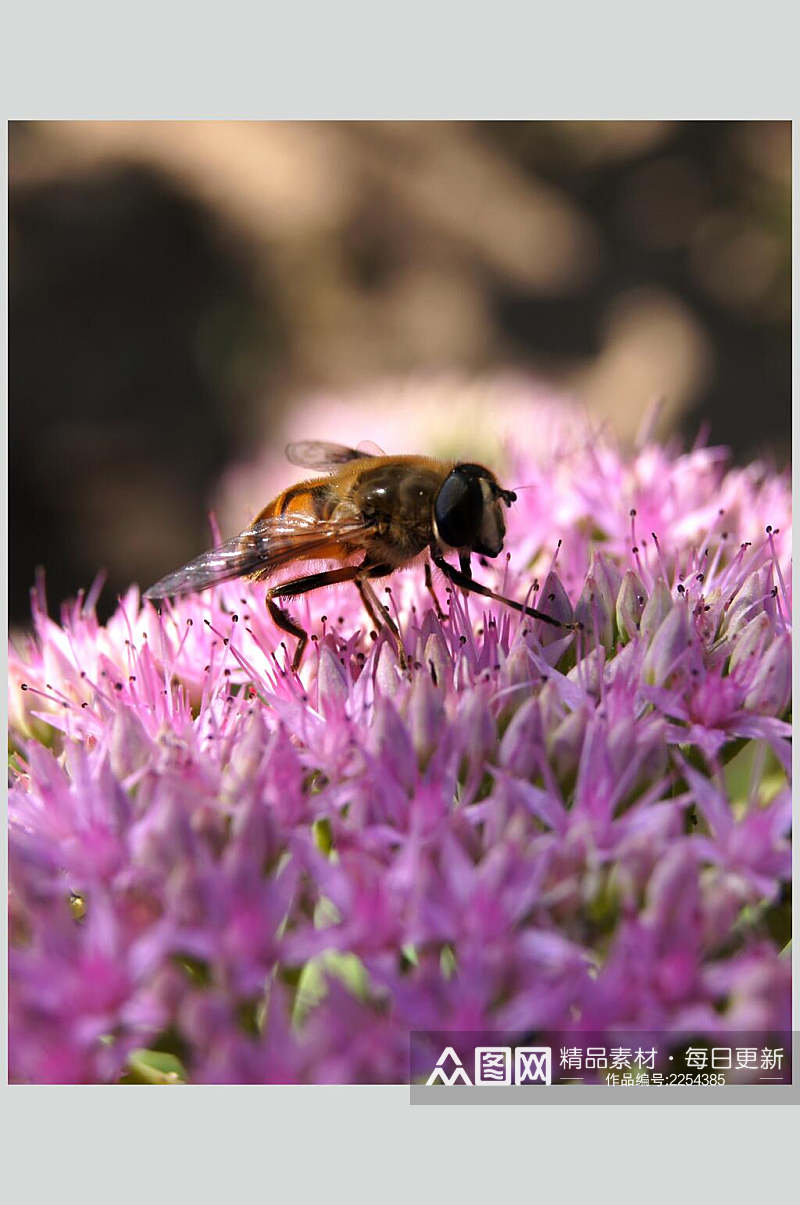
[9,382,791,1082]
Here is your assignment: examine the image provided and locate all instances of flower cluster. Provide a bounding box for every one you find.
[8,390,791,1083]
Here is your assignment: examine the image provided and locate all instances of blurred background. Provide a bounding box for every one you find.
[9,120,791,625]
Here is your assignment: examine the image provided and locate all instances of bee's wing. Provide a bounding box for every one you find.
[354,440,386,457]
[143,511,374,600]
[143,525,276,598]
[285,441,382,471]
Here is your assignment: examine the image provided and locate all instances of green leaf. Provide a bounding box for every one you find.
[291,950,371,1029]
[723,740,787,814]
[313,817,334,856]
[126,1048,187,1084]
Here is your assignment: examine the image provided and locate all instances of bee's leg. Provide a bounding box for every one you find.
[357,561,410,668]
[354,578,383,631]
[429,549,573,630]
[355,576,408,669]
[268,565,367,671]
[424,560,447,621]
[266,598,309,672]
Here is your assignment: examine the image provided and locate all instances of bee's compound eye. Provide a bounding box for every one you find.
[434,470,483,548]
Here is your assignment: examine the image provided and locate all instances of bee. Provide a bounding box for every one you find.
[144,441,570,670]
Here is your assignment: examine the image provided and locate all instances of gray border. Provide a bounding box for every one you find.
[1,4,799,118]
[412,1085,799,1105]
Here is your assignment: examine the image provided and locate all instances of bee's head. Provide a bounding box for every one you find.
[433,463,517,557]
